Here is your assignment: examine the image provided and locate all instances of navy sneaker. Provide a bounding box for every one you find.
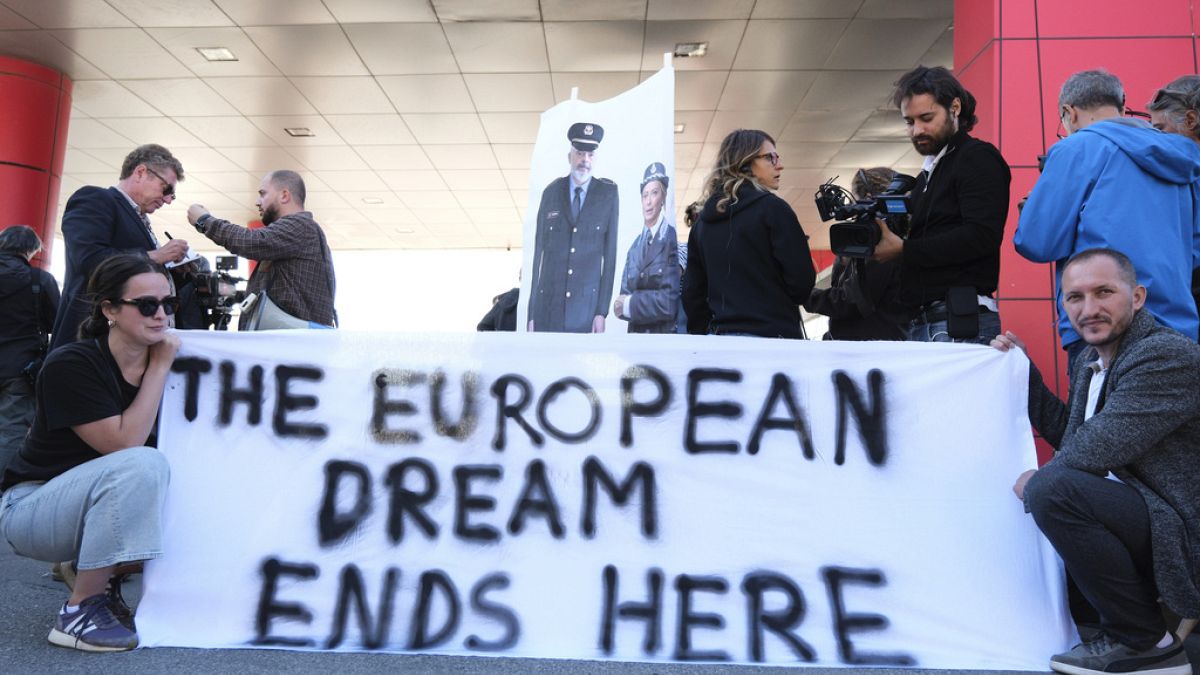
[1050,632,1191,674]
[47,593,138,652]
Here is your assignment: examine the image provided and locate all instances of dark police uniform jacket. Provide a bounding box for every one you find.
[529,176,619,333]
[618,220,679,334]
[51,186,158,351]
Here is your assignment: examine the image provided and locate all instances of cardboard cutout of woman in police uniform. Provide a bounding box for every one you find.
[613,162,679,333]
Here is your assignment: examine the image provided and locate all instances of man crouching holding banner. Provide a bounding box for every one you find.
[993,248,1199,675]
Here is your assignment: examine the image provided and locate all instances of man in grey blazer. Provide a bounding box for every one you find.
[993,248,1198,675]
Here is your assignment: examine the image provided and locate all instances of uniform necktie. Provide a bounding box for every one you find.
[572,187,582,220]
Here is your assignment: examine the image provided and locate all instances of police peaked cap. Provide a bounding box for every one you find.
[641,161,669,191]
[568,122,604,151]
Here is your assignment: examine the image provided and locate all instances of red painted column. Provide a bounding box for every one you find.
[0,56,72,269]
[954,0,1199,461]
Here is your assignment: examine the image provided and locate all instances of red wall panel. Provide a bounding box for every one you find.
[0,76,61,170]
[998,40,1046,165]
[1036,0,1193,38]
[953,0,998,73]
[0,165,51,232]
[957,43,999,145]
[1000,0,1036,39]
[0,57,71,269]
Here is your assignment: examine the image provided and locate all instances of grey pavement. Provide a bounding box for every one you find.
[3,544,1197,674]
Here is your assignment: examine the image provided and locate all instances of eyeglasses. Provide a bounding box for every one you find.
[1057,106,1154,140]
[114,295,180,317]
[754,151,782,167]
[145,166,176,198]
[1056,106,1070,140]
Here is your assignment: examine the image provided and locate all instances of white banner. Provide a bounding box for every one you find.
[520,66,676,335]
[138,331,1074,669]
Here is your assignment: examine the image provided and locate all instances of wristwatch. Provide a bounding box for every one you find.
[194,213,213,233]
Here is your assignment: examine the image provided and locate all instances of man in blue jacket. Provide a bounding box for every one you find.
[1016,69,1200,366]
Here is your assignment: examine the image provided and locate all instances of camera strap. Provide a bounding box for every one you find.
[29,266,47,353]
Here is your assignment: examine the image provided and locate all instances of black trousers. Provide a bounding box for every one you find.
[1024,462,1166,650]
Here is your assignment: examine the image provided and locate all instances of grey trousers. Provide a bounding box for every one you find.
[0,376,35,473]
[1024,462,1166,650]
[0,446,169,570]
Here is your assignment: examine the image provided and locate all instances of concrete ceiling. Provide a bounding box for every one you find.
[0,0,953,251]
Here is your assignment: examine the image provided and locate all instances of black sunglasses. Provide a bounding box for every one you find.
[145,166,176,198]
[114,295,180,317]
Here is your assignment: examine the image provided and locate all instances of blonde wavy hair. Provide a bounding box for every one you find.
[699,129,775,215]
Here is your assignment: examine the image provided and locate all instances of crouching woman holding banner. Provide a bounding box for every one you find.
[0,254,177,652]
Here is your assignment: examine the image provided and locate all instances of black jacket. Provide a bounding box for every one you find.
[805,257,908,340]
[682,185,815,338]
[51,186,158,351]
[477,288,519,331]
[0,253,60,378]
[900,130,1011,308]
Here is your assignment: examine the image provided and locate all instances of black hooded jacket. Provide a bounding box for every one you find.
[682,184,815,338]
[0,252,59,378]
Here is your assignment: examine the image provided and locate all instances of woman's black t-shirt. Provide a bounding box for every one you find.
[1,337,151,489]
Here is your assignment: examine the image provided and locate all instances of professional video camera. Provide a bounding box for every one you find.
[187,255,246,331]
[814,173,917,258]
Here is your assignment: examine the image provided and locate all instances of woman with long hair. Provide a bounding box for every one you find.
[0,253,179,652]
[681,129,816,337]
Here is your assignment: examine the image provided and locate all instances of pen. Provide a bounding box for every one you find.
[164,231,173,240]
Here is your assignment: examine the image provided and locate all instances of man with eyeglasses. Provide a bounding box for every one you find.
[872,66,1011,344]
[527,122,619,334]
[1016,69,1200,369]
[50,144,189,352]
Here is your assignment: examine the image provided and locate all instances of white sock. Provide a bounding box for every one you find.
[1156,631,1174,648]
[62,603,79,613]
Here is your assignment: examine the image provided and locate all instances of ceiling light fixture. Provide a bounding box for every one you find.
[284,127,315,137]
[673,42,708,58]
[362,197,385,205]
[674,123,686,133]
[196,47,238,62]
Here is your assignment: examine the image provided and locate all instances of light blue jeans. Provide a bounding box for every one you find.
[908,310,1002,345]
[0,446,169,570]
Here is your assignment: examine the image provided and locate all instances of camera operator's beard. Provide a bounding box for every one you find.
[911,115,957,156]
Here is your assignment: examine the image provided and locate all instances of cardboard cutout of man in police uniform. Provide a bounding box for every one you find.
[528,122,619,333]
[614,162,679,333]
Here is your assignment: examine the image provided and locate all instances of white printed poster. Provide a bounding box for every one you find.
[137,331,1075,670]
[520,67,677,336]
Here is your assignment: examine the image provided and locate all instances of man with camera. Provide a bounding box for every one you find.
[992,248,1198,675]
[872,66,1011,344]
[1017,70,1200,366]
